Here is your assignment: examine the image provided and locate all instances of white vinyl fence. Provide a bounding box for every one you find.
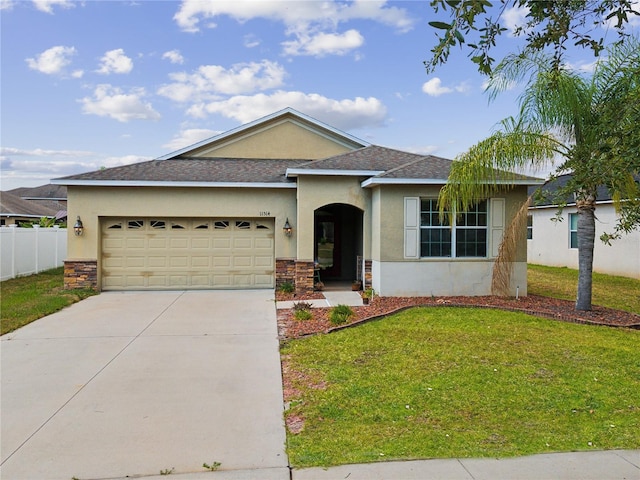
[0,226,67,281]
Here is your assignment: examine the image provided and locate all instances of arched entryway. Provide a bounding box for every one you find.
[314,203,363,285]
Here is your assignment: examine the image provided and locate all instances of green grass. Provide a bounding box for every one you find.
[282,307,640,468]
[528,264,640,313]
[1,267,96,335]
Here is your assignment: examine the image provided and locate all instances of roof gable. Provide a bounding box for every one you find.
[158,108,369,161]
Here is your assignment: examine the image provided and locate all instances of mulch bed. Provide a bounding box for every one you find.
[277,294,640,340]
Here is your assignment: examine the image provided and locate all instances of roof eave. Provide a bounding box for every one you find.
[361,178,546,188]
[51,179,297,189]
[286,168,385,178]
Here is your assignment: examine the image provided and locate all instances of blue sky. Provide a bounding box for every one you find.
[1,0,638,190]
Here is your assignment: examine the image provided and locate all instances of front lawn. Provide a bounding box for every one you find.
[1,267,96,335]
[282,307,640,468]
[527,264,640,313]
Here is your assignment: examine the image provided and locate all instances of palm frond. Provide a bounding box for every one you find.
[491,196,532,296]
[438,128,561,222]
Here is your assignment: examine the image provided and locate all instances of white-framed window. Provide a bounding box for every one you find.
[419,199,488,258]
[569,213,578,248]
[526,215,533,240]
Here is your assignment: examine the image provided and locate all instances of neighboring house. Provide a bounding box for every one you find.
[0,191,58,226]
[52,108,542,295]
[527,175,640,279]
[8,184,67,219]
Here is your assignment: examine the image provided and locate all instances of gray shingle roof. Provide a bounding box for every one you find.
[293,145,429,172]
[54,145,542,186]
[9,184,67,199]
[57,158,307,184]
[0,192,58,217]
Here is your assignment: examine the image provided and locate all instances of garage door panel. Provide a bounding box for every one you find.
[103,238,124,249]
[255,238,273,249]
[191,256,210,267]
[213,238,231,249]
[255,274,274,286]
[213,256,231,267]
[126,257,145,268]
[170,257,188,267]
[148,238,167,249]
[148,256,167,267]
[101,217,274,290]
[233,256,253,267]
[126,238,145,249]
[255,256,273,267]
[212,275,232,286]
[191,238,210,249]
[170,238,189,248]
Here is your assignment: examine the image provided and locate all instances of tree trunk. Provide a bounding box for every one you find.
[575,198,596,311]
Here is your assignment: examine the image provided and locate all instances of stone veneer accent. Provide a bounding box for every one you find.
[275,258,296,290]
[64,260,98,290]
[295,260,315,295]
[364,259,372,289]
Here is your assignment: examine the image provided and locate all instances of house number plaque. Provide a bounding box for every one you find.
[259,211,271,216]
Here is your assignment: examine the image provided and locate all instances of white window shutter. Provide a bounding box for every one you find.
[404,197,419,258]
[490,198,505,258]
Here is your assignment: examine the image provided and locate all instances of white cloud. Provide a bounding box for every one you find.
[32,0,75,14]
[96,49,133,75]
[0,150,151,189]
[604,0,640,28]
[283,29,364,57]
[422,78,470,97]
[26,45,77,75]
[243,34,261,48]
[501,6,530,36]
[162,128,222,151]
[79,84,161,122]
[157,60,286,102]
[173,0,414,57]
[402,145,439,155]
[185,90,387,131]
[0,147,94,157]
[162,49,184,64]
[1,0,15,11]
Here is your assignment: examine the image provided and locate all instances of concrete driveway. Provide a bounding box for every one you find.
[1,290,288,480]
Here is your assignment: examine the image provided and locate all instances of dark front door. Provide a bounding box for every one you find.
[315,214,341,278]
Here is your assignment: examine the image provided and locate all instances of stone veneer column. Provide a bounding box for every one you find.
[295,260,315,295]
[275,258,296,290]
[364,260,372,290]
[64,260,98,290]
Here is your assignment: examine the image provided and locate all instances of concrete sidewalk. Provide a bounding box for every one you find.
[292,449,640,480]
[276,290,363,309]
[110,449,640,480]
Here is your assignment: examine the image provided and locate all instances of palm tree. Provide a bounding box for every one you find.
[438,39,640,311]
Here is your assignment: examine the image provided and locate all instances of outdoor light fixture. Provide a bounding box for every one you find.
[73,216,84,236]
[283,218,292,237]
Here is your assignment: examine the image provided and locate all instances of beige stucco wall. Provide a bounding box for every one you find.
[369,185,529,296]
[66,185,297,263]
[295,176,371,261]
[371,185,529,262]
[189,120,355,160]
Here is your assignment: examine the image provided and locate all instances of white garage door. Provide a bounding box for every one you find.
[101,218,274,290]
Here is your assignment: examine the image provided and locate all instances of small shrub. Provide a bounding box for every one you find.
[294,309,313,321]
[278,281,295,294]
[329,304,354,326]
[293,301,312,312]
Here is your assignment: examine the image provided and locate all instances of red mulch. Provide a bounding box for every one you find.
[277,294,640,340]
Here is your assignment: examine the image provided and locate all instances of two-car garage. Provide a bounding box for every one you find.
[100,217,275,290]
